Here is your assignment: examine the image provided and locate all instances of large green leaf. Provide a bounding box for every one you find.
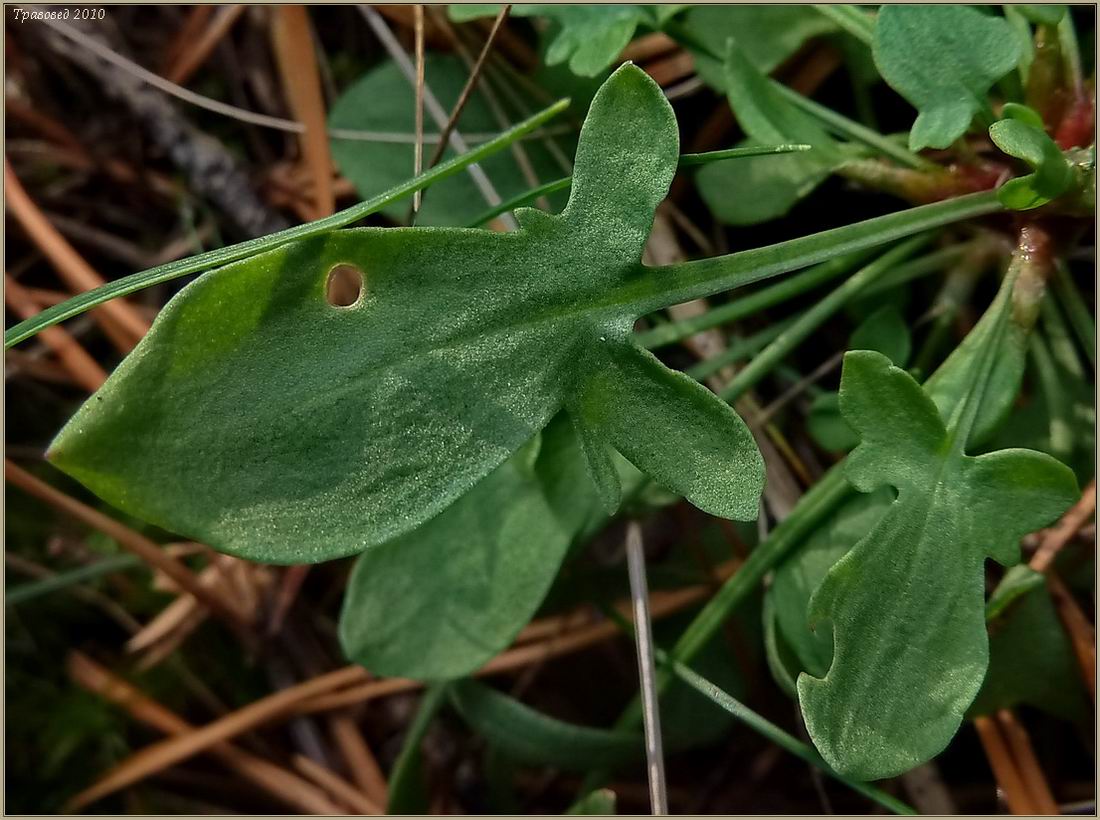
[48,66,765,564]
[338,415,633,680]
[797,349,1078,780]
[329,55,570,227]
[45,61,1004,567]
[873,5,1021,151]
[989,117,1075,210]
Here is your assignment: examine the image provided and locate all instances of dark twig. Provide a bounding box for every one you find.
[31,15,289,238]
[427,5,511,171]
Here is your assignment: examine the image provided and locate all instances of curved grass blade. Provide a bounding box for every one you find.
[657,650,917,816]
[4,97,570,349]
[6,554,142,606]
[468,143,811,228]
[387,683,448,814]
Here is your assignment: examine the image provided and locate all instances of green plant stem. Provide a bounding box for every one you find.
[911,258,985,376]
[1028,332,1075,461]
[717,236,931,402]
[1051,261,1095,367]
[6,554,142,606]
[1039,292,1086,378]
[657,650,918,815]
[637,191,1002,315]
[663,18,931,170]
[470,177,573,227]
[469,144,811,228]
[1057,12,1084,93]
[813,4,875,45]
[677,143,811,166]
[387,683,449,814]
[945,262,1017,453]
[596,602,915,814]
[1003,6,1033,86]
[682,319,795,381]
[4,98,571,349]
[636,250,875,349]
[877,244,975,294]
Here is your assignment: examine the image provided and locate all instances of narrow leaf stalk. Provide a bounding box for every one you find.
[945,232,1028,451]
[812,4,875,46]
[636,250,875,349]
[469,144,812,228]
[386,683,448,814]
[773,83,933,170]
[634,191,1002,314]
[717,235,932,402]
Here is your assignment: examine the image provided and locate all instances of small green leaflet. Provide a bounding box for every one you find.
[989,117,1075,210]
[697,39,853,226]
[873,5,1021,151]
[449,5,680,77]
[808,305,912,452]
[797,350,1078,780]
[47,65,764,564]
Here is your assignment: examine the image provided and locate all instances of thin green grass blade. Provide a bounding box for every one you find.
[717,235,930,401]
[468,144,811,228]
[657,650,918,816]
[6,554,142,606]
[387,683,449,814]
[637,190,1002,313]
[4,98,570,349]
[812,4,875,45]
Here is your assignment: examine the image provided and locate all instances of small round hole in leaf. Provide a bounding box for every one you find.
[325,264,365,308]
